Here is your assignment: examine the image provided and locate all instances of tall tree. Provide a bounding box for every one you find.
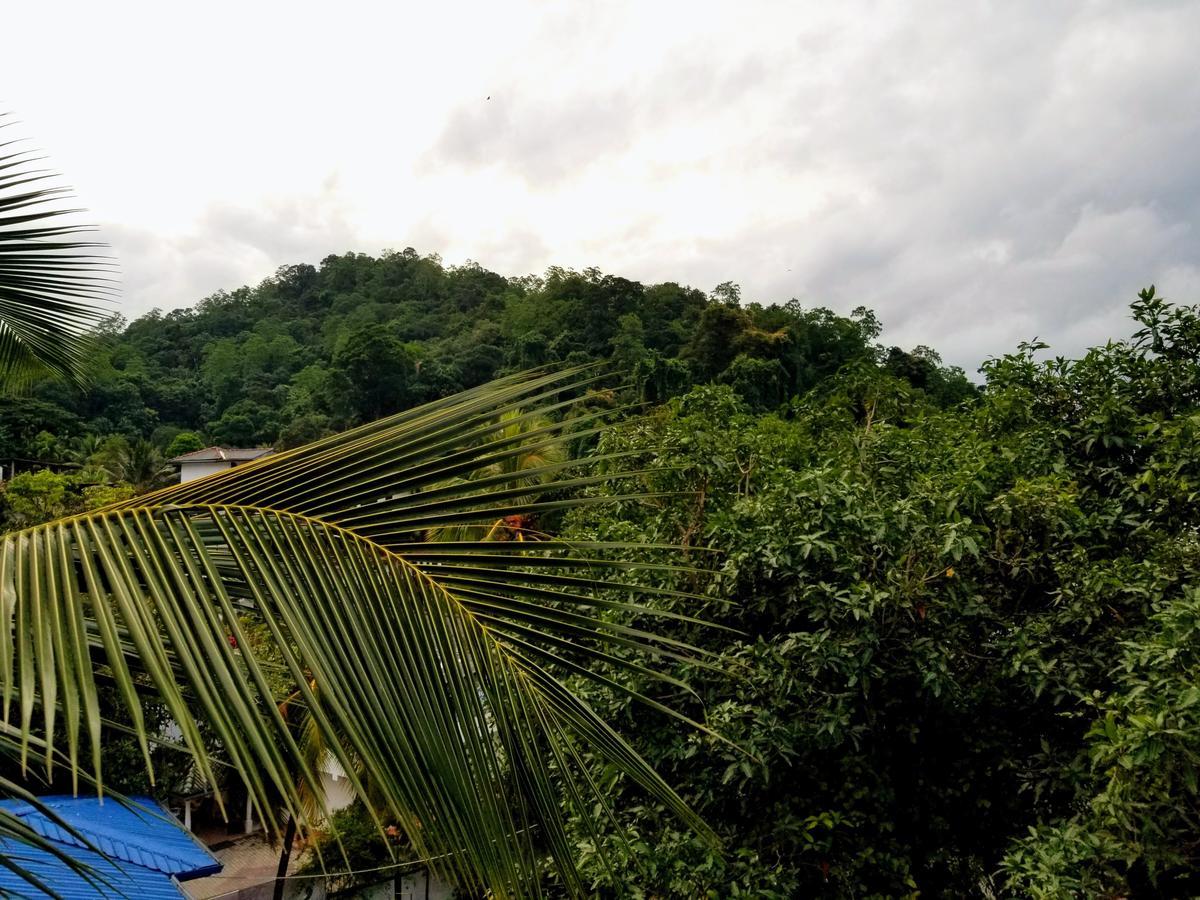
[332,325,417,419]
[98,436,171,492]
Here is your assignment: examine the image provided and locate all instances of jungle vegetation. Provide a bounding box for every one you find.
[1,235,1198,898]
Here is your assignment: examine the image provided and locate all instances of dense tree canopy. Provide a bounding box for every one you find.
[0,249,973,475]
[543,287,1200,898]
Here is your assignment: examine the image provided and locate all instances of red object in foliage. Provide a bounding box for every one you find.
[227,634,238,648]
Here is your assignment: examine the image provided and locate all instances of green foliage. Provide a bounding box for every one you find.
[331,325,417,420]
[7,231,1190,895]
[164,430,205,458]
[1,372,724,898]
[609,313,648,372]
[541,289,1200,897]
[298,801,415,893]
[718,354,789,410]
[2,470,70,527]
[0,252,970,467]
[277,413,333,450]
[0,467,137,531]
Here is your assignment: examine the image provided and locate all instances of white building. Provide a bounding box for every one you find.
[170,446,274,483]
[319,752,357,815]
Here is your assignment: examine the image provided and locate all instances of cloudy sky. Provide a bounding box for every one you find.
[4,0,1199,370]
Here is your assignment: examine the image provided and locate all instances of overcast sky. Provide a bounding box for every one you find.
[4,0,1199,370]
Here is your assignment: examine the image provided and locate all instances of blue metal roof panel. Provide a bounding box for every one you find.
[0,795,221,897]
[0,795,219,878]
[0,837,190,899]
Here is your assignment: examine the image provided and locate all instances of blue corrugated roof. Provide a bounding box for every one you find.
[0,795,221,898]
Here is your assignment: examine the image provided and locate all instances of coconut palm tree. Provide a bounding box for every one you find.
[97,435,172,492]
[67,433,106,467]
[1,369,724,897]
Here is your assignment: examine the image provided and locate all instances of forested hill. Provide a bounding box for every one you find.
[7,246,1200,895]
[0,248,974,461]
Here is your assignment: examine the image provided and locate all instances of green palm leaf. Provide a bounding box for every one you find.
[0,114,114,391]
[1,369,723,897]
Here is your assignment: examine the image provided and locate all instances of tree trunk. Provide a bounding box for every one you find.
[273,814,297,900]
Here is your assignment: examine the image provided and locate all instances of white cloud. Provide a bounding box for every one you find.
[2,0,1198,370]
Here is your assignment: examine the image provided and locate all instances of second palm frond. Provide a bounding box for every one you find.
[1,368,727,898]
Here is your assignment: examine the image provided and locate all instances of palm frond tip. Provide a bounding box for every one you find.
[0,128,115,391]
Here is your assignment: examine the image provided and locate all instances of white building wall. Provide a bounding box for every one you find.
[180,461,231,482]
[320,768,357,814]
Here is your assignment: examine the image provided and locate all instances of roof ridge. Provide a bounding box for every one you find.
[170,445,274,462]
[36,820,202,873]
[6,796,218,876]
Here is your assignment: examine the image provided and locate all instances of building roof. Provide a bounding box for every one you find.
[0,795,221,899]
[169,446,274,464]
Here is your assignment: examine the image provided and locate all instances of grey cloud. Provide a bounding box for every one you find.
[608,1,1200,371]
[427,55,769,184]
[103,185,363,318]
[404,216,553,277]
[432,96,635,183]
[94,0,1200,377]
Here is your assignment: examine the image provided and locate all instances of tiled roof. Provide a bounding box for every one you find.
[169,446,274,464]
[0,795,221,899]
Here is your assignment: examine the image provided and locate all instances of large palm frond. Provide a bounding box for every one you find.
[1,369,725,897]
[425,407,568,543]
[0,114,114,391]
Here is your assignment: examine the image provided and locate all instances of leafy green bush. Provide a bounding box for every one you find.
[545,290,1200,897]
[297,801,413,893]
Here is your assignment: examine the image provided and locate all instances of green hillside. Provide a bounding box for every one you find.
[0,249,973,462]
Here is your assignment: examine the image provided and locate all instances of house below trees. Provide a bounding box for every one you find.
[170,447,274,483]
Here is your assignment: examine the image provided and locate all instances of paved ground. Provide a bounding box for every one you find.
[181,832,306,899]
